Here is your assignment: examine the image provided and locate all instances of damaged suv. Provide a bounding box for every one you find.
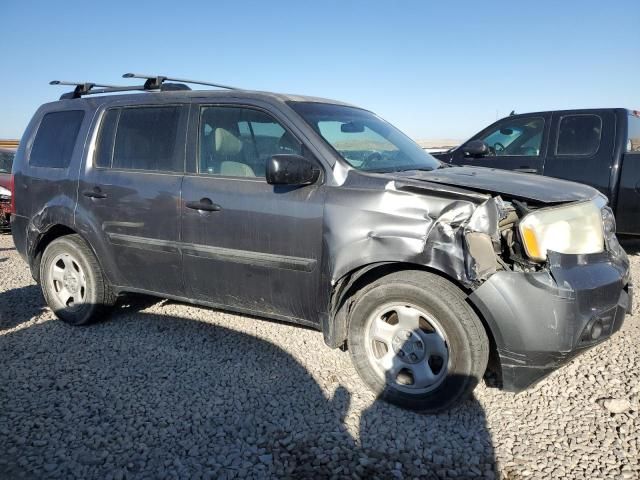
[10,75,632,411]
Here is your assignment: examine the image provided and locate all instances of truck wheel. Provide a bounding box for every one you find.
[347,270,488,412]
[40,234,116,325]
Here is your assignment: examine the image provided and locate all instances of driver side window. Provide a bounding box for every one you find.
[199,106,301,178]
[478,117,545,157]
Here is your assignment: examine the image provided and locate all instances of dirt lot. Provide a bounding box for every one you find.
[0,233,638,479]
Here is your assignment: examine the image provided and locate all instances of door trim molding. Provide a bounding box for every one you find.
[107,232,317,272]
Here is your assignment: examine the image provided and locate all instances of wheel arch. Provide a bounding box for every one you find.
[29,224,108,286]
[324,261,499,377]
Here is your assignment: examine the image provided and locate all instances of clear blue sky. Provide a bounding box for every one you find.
[1,0,638,141]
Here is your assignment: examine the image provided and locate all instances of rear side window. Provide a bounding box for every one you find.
[627,114,640,153]
[94,109,119,168]
[30,111,84,168]
[95,106,183,172]
[556,114,602,156]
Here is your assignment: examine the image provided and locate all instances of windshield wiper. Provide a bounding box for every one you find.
[437,162,455,169]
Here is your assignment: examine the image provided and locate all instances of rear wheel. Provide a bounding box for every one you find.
[347,270,489,412]
[40,234,115,325]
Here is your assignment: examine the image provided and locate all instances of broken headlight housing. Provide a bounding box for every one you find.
[519,200,604,261]
[601,205,616,235]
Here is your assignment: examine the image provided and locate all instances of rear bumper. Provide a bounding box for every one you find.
[469,248,631,392]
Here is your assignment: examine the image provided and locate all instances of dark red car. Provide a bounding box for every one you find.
[0,147,15,230]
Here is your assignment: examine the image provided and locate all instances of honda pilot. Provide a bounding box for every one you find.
[9,74,632,412]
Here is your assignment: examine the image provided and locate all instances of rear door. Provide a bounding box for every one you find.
[181,101,325,322]
[615,112,640,234]
[450,114,549,173]
[77,104,188,295]
[543,110,616,198]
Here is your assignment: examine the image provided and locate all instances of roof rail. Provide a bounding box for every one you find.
[122,73,238,90]
[50,79,191,100]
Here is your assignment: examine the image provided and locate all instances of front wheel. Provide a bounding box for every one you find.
[347,270,489,412]
[40,234,116,325]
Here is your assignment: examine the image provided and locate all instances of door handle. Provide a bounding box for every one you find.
[186,198,221,212]
[83,187,107,199]
[514,168,538,174]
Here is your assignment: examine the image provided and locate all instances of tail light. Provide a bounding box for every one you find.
[9,174,15,214]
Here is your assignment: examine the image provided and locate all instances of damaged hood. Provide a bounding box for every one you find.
[393,166,599,204]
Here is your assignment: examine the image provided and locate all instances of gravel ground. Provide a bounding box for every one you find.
[0,232,638,480]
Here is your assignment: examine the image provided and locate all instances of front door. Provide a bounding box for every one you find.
[78,104,188,295]
[181,103,325,322]
[451,114,549,174]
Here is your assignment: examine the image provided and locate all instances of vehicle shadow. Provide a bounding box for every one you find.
[0,285,48,330]
[0,291,496,479]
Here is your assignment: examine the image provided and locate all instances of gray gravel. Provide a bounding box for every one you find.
[0,232,638,479]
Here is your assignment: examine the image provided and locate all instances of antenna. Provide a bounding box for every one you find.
[122,73,238,90]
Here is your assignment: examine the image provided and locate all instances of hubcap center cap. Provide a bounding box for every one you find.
[63,272,80,293]
[391,329,425,364]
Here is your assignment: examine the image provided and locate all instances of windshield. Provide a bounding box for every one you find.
[289,102,441,172]
[0,151,15,173]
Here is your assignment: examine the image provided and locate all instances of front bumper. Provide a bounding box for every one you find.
[469,248,631,392]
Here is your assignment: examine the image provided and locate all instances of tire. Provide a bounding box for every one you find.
[347,270,489,412]
[40,234,116,325]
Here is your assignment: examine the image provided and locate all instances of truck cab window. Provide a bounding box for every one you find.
[478,117,544,157]
[556,114,602,156]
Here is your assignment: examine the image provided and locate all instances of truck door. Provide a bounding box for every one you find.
[614,112,640,235]
[450,114,549,174]
[543,110,616,199]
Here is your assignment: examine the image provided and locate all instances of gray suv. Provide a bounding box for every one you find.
[10,74,632,412]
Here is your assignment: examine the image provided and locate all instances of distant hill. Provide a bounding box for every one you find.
[0,138,461,153]
[415,139,460,150]
[0,139,19,150]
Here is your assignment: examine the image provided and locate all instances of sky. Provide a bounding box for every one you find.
[1,0,638,141]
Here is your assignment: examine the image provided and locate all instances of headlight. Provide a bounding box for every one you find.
[0,186,10,201]
[519,201,604,261]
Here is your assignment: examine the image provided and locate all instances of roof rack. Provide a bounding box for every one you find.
[122,73,238,91]
[50,79,191,100]
[50,73,238,100]
[50,80,128,99]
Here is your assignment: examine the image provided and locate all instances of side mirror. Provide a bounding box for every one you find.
[266,154,320,186]
[462,140,490,157]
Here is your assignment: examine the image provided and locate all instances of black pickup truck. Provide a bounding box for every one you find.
[434,108,640,235]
